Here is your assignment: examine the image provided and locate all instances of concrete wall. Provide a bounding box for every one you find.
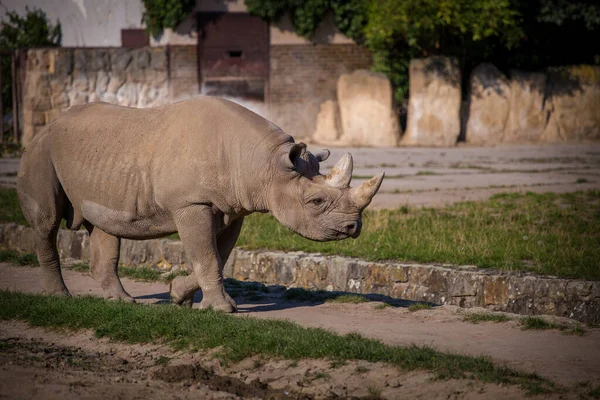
[0,0,356,47]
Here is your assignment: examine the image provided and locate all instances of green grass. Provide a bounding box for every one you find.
[0,290,554,394]
[374,303,393,310]
[2,188,599,280]
[463,313,511,324]
[0,249,38,266]
[0,188,27,225]
[326,294,369,304]
[519,316,586,336]
[408,303,432,312]
[237,190,600,280]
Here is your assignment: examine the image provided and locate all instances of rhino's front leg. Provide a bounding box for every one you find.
[169,205,236,313]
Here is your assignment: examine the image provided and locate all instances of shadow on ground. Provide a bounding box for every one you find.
[135,277,438,312]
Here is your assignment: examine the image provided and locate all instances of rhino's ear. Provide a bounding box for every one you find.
[283,142,307,170]
[315,149,330,162]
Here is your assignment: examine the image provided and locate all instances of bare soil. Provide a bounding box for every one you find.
[1,263,600,399]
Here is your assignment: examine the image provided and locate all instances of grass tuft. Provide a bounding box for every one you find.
[326,294,369,304]
[463,313,511,324]
[0,290,554,394]
[408,303,432,312]
[519,316,586,335]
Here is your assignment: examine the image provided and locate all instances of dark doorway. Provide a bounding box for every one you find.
[196,12,269,100]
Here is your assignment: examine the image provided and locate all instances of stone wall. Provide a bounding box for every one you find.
[268,44,372,140]
[2,222,598,324]
[21,46,198,147]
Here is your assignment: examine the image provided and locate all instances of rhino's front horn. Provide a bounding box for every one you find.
[325,153,353,188]
[349,172,385,210]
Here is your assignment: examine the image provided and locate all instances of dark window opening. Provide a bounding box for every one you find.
[227,50,243,58]
[121,29,149,48]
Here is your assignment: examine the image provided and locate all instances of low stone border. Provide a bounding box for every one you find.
[1,223,598,324]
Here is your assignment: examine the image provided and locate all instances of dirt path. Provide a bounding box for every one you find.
[1,263,599,391]
[1,320,545,400]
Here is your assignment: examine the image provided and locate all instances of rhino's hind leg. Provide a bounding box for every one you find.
[17,162,69,296]
[35,228,69,296]
[86,224,134,302]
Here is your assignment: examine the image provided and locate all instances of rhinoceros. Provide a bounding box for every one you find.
[17,97,384,312]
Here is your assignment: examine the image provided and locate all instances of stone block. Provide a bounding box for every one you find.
[312,100,341,145]
[542,65,600,142]
[337,70,401,147]
[402,57,461,147]
[466,64,511,145]
[503,70,547,143]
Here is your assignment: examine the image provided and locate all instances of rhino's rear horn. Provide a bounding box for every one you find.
[325,153,353,188]
[349,172,385,210]
[315,149,330,162]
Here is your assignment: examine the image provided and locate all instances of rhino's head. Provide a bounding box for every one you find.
[266,142,384,242]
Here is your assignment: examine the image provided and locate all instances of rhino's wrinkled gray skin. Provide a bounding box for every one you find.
[17,97,384,312]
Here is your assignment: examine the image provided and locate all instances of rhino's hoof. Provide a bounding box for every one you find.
[199,298,237,313]
[107,295,136,303]
[172,297,194,308]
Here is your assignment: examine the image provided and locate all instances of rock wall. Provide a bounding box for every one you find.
[22,47,173,147]
[2,222,598,324]
[466,64,600,145]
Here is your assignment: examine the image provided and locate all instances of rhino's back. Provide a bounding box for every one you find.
[31,97,288,237]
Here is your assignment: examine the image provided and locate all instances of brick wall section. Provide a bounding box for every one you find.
[168,45,199,100]
[267,44,372,139]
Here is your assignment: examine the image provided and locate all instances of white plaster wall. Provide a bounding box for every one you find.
[0,0,144,47]
[0,0,354,47]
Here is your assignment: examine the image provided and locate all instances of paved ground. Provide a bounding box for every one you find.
[3,143,599,208]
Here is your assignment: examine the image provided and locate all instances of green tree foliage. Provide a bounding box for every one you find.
[364,0,523,101]
[141,0,196,39]
[245,0,368,41]
[537,0,600,30]
[0,7,60,138]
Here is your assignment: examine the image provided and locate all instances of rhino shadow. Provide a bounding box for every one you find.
[134,278,438,313]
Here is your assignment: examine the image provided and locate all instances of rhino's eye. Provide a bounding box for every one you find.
[309,198,325,206]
